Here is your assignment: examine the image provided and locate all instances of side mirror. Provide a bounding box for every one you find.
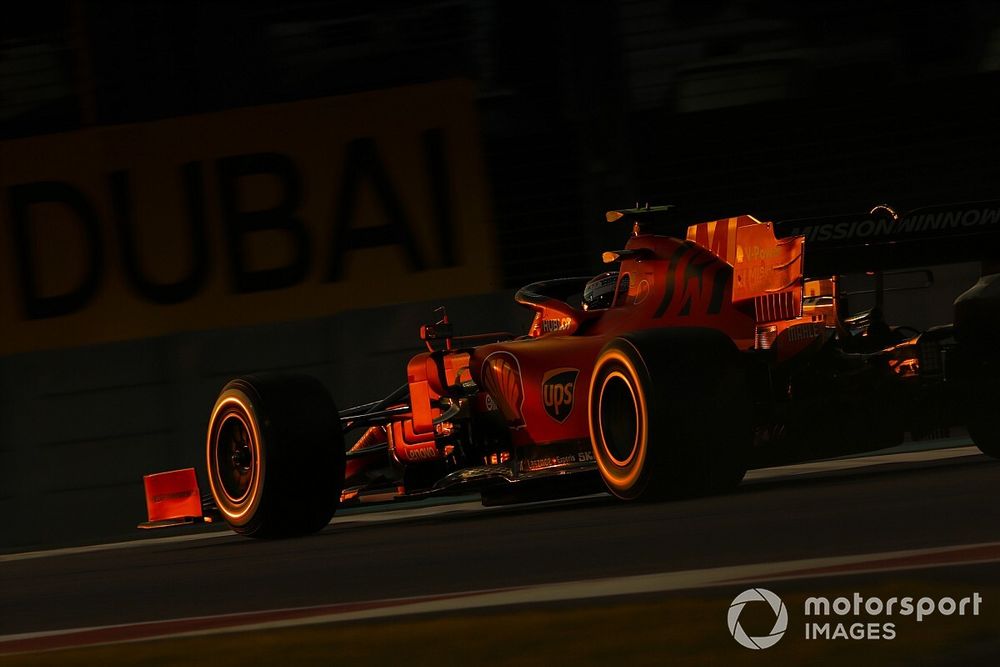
[601,248,654,264]
[420,322,454,342]
[420,306,454,351]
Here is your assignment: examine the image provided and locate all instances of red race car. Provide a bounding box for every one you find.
[141,203,1000,538]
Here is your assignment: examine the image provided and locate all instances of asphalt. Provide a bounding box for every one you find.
[3,447,1000,637]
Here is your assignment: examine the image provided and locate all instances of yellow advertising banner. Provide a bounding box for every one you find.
[0,80,497,355]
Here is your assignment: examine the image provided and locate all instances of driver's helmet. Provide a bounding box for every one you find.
[583,271,619,311]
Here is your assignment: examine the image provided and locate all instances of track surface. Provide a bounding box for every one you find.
[3,445,1000,639]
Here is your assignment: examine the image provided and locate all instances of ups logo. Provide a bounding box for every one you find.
[542,368,579,423]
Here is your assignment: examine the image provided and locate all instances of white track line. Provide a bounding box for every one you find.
[3,540,1000,655]
[0,445,984,564]
[335,500,484,523]
[0,502,488,564]
[745,445,980,481]
[0,531,235,563]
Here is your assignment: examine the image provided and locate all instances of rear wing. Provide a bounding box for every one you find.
[773,201,1000,276]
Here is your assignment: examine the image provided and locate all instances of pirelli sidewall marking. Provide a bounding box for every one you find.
[0,80,497,355]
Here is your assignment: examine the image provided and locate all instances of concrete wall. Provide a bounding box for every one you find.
[0,291,531,551]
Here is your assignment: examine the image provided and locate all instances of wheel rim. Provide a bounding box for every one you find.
[599,371,640,466]
[215,411,256,503]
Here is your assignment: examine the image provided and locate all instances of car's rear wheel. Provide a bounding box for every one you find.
[968,375,1000,458]
[206,374,345,538]
[588,329,750,500]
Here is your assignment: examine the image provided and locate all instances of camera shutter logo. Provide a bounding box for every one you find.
[727,588,788,649]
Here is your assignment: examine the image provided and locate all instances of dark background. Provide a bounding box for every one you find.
[4,0,1000,288]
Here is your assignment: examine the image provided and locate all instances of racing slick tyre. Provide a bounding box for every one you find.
[206,374,345,538]
[969,415,1000,458]
[955,277,1000,457]
[967,376,1000,458]
[588,328,751,501]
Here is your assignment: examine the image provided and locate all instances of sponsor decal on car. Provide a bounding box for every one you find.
[481,352,526,429]
[787,207,1000,243]
[653,244,729,318]
[524,450,595,471]
[542,317,573,333]
[633,278,651,305]
[151,491,195,503]
[779,322,824,343]
[541,368,579,423]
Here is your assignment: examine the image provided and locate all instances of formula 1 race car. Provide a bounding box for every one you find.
[141,202,1000,538]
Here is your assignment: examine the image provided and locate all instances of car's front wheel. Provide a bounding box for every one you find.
[206,374,345,538]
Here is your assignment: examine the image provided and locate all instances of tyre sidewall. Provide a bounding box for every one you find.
[588,342,653,500]
[589,329,750,500]
[206,382,267,528]
[207,374,345,537]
